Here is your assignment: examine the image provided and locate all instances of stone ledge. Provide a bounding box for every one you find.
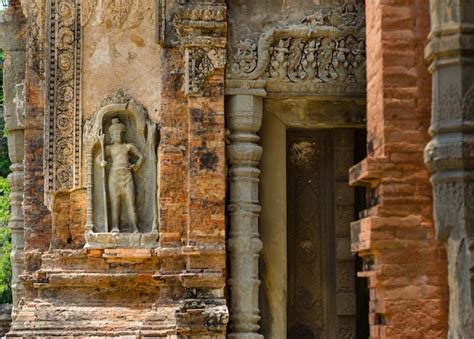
[33,272,160,289]
[351,215,425,253]
[349,156,386,188]
[85,232,159,249]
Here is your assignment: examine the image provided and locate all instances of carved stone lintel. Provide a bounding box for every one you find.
[45,0,82,199]
[228,3,366,86]
[425,0,474,336]
[227,95,264,338]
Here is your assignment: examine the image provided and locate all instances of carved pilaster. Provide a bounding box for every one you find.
[425,0,474,336]
[45,0,82,200]
[175,0,226,96]
[171,3,229,336]
[227,94,263,338]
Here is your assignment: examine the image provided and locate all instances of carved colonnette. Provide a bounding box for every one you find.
[425,0,474,336]
[0,3,27,317]
[227,92,264,338]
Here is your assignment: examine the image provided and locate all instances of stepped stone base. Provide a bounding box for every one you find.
[6,249,227,338]
[8,303,177,338]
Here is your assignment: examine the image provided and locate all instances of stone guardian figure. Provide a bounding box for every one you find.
[100,118,144,233]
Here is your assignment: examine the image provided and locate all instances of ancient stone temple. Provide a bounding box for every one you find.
[0,0,473,338]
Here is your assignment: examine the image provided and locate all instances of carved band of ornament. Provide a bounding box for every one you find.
[425,85,474,172]
[436,85,474,130]
[175,4,226,24]
[175,3,227,37]
[228,3,366,85]
[81,0,154,28]
[185,46,225,96]
[45,0,82,194]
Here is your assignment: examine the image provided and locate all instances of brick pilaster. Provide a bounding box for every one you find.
[350,1,449,337]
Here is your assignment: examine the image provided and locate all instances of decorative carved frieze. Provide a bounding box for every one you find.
[228,4,365,86]
[184,46,226,95]
[81,0,153,28]
[45,0,82,195]
[176,288,229,336]
[175,1,226,96]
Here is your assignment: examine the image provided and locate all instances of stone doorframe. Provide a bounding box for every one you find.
[224,4,366,337]
[225,80,366,338]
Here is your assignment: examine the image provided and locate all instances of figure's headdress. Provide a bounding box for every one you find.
[109,118,126,134]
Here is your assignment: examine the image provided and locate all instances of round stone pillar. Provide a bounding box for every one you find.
[227,94,264,338]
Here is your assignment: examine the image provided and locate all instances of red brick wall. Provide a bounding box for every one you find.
[350,1,449,337]
[157,49,189,246]
[23,1,51,258]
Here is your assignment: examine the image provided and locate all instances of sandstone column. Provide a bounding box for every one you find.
[6,83,25,314]
[425,1,474,336]
[227,94,263,338]
[0,6,26,315]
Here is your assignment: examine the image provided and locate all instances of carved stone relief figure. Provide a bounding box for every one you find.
[100,118,144,233]
[83,90,159,248]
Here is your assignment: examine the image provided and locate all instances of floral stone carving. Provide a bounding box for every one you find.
[83,90,160,248]
[45,0,82,197]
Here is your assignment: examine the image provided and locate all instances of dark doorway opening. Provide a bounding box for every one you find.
[286,128,369,339]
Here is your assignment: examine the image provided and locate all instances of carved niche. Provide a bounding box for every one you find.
[227,3,366,94]
[83,90,159,248]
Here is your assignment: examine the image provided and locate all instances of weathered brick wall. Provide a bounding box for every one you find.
[22,0,51,259]
[349,1,449,337]
[158,49,189,247]
[7,1,228,336]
